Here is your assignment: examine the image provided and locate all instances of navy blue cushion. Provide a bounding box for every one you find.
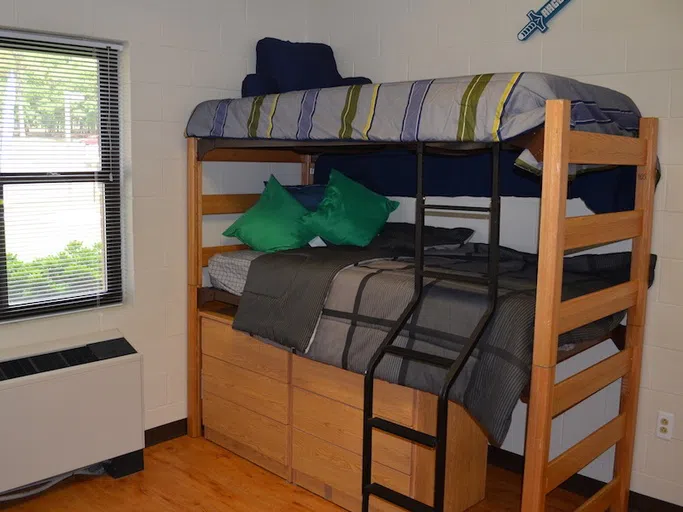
[263,181,326,211]
[339,76,373,86]
[242,73,279,97]
[285,184,326,211]
[256,38,343,93]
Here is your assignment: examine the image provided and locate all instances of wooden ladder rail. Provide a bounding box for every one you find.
[521,101,658,511]
[187,137,204,438]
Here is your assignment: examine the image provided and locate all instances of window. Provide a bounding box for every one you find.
[0,32,122,322]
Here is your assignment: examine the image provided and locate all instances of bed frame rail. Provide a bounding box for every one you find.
[567,131,648,166]
[203,193,260,215]
[558,281,638,334]
[546,414,627,493]
[575,478,621,512]
[522,100,658,512]
[552,348,632,418]
[186,140,314,438]
[564,210,643,251]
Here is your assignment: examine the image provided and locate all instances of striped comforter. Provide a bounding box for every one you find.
[186,72,641,174]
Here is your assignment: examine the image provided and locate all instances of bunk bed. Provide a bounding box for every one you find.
[185,72,658,512]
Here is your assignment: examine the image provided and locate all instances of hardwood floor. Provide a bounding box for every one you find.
[1,437,585,512]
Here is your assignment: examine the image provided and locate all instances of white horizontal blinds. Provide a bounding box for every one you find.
[0,33,122,321]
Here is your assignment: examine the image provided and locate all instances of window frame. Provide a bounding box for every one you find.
[0,34,123,323]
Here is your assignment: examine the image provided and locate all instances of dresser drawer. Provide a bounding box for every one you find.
[292,429,411,499]
[203,355,289,424]
[293,388,412,474]
[201,317,290,383]
[292,356,414,427]
[203,392,288,466]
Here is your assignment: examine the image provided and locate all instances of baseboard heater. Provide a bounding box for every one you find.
[0,330,144,495]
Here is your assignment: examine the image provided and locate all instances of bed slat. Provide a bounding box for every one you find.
[545,414,626,493]
[203,194,260,215]
[200,147,303,163]
[575,477,620,512]
[564,211,643,251]
[202,245,249,267]
[568,131,647,166]
[552,348,632,417]
[558,281,638,334]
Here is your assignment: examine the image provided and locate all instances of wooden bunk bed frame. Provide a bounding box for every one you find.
[186,99,658,512]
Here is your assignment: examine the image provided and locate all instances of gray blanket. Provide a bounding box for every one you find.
[234,244,654,444]
[233,247,392,351]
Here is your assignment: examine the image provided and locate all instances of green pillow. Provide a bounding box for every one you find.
[302,170,399,246]
[223,176,314,252]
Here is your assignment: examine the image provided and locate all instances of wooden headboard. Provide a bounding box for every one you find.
[200,155,315,268]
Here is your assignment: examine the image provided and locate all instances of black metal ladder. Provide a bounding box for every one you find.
[361,142,502,512]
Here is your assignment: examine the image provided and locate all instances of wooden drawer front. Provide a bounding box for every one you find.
[202,355,289,424]
[292,430,411,499]
[203,393,287,465]
[205,427,288,480]
[294,470,406,512]
[292,356,414,427]
[293,388,412,475]
[201,318,289,383]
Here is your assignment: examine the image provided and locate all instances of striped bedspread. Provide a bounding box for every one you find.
[186,72,641,174]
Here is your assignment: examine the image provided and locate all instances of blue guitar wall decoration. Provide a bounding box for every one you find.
[518,0,574,41]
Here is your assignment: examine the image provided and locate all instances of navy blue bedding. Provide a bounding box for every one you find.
[314,150,638,214]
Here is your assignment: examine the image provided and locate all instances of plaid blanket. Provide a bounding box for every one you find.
[305,245,650,445]
[234,244,654,444]
[233,247,392,351]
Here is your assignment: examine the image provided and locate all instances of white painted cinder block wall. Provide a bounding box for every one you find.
[307,0,683,504]
[0,0,310,430]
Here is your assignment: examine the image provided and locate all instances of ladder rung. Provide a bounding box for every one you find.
[575,477,621,512]
[552,348,632,417]
[364,483,433,512]
[422,204,490,213]
[369,417,437,448]
[383,346,455,369]
[564,210,643,251]
[558,281,638,334]
[421,269,489,286]
[545,414,626,493]
[568,130,647,166]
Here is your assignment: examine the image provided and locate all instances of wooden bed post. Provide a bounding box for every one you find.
[521,100,571,512]
[301,155,314,185]
[613,118,658,511]
[187,137,203,438]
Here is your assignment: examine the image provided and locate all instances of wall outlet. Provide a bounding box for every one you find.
[656,411,675,441]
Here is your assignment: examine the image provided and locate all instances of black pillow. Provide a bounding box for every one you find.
[368,223,474,253]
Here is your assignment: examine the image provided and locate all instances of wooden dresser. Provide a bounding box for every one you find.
[199,310,488,512]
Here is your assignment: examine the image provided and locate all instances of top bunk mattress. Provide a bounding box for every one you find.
[186,72,641,173]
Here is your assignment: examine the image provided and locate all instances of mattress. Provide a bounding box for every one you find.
[208,250,263,296]
[186,72,641,175]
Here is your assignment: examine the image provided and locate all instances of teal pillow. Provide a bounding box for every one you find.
[223,176,314,252]
[302,170,399,246]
